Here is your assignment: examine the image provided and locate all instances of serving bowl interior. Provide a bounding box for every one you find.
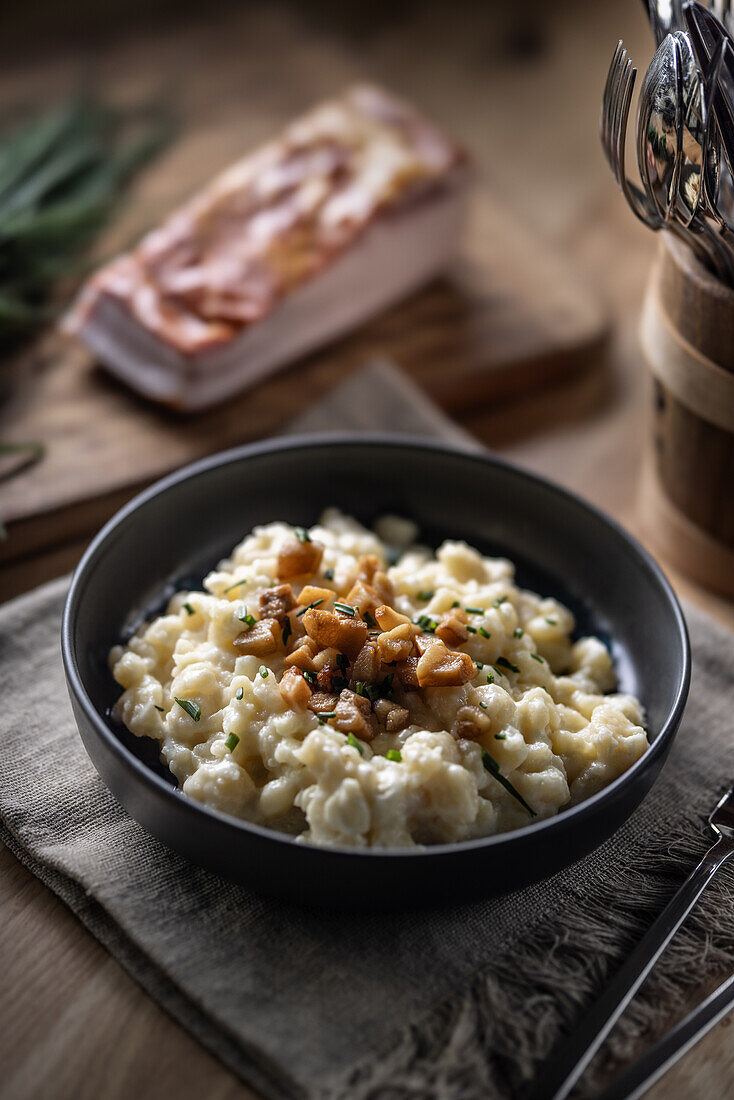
[62,435,690,909]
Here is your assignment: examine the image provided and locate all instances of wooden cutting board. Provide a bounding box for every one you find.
[0,190,607,601]
[0,132,608,605]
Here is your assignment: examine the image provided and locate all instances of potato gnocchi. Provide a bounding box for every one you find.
[110,510,648,848]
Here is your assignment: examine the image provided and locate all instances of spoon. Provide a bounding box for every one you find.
[638,34,731,279]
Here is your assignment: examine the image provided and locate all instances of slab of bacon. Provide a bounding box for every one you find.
[66,84,469,410]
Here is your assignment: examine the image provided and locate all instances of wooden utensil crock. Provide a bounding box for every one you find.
[639,234,734,596]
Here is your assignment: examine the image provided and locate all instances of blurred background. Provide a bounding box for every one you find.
[5,0,727,619]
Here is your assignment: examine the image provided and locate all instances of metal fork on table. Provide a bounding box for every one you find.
[526,785,734,1100]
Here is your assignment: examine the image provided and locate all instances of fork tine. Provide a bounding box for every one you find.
[601,42,626,167]
[610,54,631,185]
[615,61,638,198]
[613,60,633,178]
[601,41,625,154]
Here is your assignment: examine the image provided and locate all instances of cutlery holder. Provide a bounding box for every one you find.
[639,234,734,596]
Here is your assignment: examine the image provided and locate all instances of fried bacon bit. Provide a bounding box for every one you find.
[332,688,375,740]
[303,608,368,658]
[315,662,349,693]
[284,636,320,672]
[436,610,469,647]
[297,585,334,608]
[416,639,475,687]
[351,640,382,683]
[345,580,381,618]
[234,619,280,655]
[279,667,312,710]
[376,623,414,664]
[454,705,492,740]
[276,538,324,580]
[311,645,341,671]
[371,570,395,605]
[374,605,415,633]
[414,633,440,656]
[307,692,339,715]
[394,655,420,688]
[374,698,410,732]
[356,554,380,583]
[258,584,296,624]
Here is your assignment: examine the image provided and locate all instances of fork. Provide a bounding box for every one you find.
[526,784,734,1100]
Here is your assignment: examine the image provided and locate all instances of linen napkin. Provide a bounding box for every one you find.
[1,361,733,1100]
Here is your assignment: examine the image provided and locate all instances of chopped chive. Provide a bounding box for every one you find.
[259,665,269,679]
[224,733,240,752]
[323,568,335,581]
[487,672,495,684]
[493,596,508,608]
[224,577,248,593]
[478,627,491,639]
[479,701,488,710]
[238,606,257,628]
[369,630,380,637]
[514,628,524,638]
[281,617,292,646]
[175,697,201,722]
[451,600,460,609]
[154,705,164,713]
[364,610,378,628]
[183,602,195,616]
[466,625,477,634]
[482,749,536,815]
[296,598,324,617]
[336,653,349,672]
[417,590,434,601]
[494,732,507,740]
[386,749,402,762]
[415,614,437,633]
[347,732,364,755]
[236,686,244,700]
[530,653,544,663]
[303,670,317,687]
[545,617,558,626]
[319,711,337,720]
[497,657,520,674]
[334,602,356,617]
[476,661,484,669]
[465,607,484,615]
[294,527,311,543]
[354,680,366,696]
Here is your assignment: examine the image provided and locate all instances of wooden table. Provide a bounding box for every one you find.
[1,2,733,1097]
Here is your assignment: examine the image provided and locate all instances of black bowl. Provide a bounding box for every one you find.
[62,435,690,909]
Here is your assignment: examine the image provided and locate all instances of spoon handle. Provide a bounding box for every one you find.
[526,833,734,1100]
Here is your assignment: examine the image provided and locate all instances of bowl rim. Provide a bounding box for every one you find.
[62,432,691,860]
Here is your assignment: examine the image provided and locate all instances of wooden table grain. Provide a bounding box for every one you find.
[1,2,733,1098]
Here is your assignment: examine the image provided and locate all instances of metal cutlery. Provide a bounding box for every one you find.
[607,7,734,284]
[527,784,734,1100]
[601,37,727,274]
[595,970,734,1100]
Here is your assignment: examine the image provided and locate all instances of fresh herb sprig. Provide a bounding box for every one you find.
[175,697,201,722]
[481,750,536,816]
[0,97,173,347]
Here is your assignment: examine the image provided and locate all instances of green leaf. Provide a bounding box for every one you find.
[481,750,536,816]
[175,697,201,722]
